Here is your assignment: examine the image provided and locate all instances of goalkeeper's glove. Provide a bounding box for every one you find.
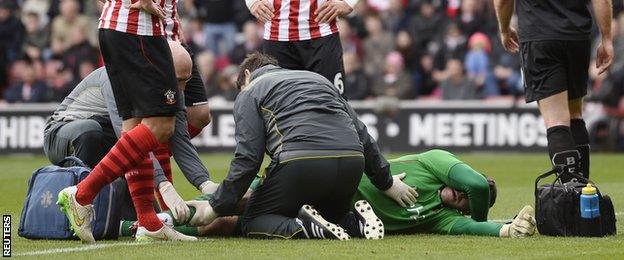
[383,172,419,207]
[158,181,190,224]
[500,205,537,238]
[185,200,218,227]
[199,180,219,194]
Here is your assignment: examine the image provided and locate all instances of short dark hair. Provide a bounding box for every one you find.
[236,52,278,89]
[487,176,497,208]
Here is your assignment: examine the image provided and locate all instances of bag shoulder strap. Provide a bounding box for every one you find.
[57,156,89,168]
[534,168,558,196]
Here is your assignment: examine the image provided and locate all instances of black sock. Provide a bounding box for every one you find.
[546,126,580,181]
[571,119,590,178]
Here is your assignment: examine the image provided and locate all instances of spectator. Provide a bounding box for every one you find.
[0,2,24,90]
[362,14,394,77]
[21,0,50,26]
[464,32,493,94]
[229,21,262,65]
[22,12,48,52]
[432,23,467,70]
[439,59,479,100]
[493,53,522,97]
[183,18,207,54]
[338,19,362,57]
[395,30,420,73]
[415,53,439,97]
[343,52,370,100]
[4,61,48,103]
[382,0,409,33]
[62,27,98,79]
[210,65,239,102]
[455,0,486,37]
[372,52,414,99]
[408,1,444,49]
[196,51,219,97]
[196,0,237,56]
[50,0,93,53]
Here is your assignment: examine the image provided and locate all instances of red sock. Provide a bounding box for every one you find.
[155,190,168,211]
[187,123,202,139]
[154,143,172,211]
[76,124,159,205]
[154,143,173,182]
[126,157,163,232]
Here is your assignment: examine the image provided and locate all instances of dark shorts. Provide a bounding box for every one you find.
[182,44,208,106]
[240,155,364,238]
[263,33,346,96]
[99,29,183,120]
[520,40,591,103]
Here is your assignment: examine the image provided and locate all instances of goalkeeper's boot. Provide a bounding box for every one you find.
[135,225,198,242]
[296,205,350,240]
[57,185,95,244]
[341,200,384,240]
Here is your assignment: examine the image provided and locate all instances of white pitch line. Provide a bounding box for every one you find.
[490,211,624,223]
[15,241,144,257]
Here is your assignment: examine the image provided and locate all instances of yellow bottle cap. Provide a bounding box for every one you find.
[582,183,597,195]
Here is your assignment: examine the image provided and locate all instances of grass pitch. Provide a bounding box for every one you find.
[1,153,623,259]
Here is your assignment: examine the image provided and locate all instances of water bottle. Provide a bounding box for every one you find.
[579,183,602,237]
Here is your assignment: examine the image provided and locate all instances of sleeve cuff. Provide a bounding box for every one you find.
[371,167,393,191]
[344,0,359,8]
[245,0,256,9]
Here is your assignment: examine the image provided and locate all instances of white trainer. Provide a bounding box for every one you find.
[57,185,96,244]
[135,225,198,242]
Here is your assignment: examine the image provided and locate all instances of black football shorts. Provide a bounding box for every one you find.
[520,40,591,103]
[182,44,208,107]
[99,29,183,120]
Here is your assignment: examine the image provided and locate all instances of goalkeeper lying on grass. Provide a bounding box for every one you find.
[120,150,536,238]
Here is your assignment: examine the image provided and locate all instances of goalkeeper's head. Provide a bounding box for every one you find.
[440,176,497,214]
[236,52,279,90]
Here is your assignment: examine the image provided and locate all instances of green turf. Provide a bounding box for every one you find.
[2,153,623,259]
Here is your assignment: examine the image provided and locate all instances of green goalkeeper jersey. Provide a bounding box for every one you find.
[352,150,494,234]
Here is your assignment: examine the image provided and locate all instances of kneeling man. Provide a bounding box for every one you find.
[181,53,417,240]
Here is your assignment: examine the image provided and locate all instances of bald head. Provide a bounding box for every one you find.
[168,41,192,86]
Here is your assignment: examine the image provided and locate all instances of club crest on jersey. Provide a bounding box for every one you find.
[164,90,176,105]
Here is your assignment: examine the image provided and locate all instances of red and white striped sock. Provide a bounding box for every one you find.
[76,124,159,205]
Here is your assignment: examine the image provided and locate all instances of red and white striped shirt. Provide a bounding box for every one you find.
[264,0,339,42]
[163,0,181,42]
[98,0,166,36]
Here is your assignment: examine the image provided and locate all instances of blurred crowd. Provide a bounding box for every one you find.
[0,0,624,108]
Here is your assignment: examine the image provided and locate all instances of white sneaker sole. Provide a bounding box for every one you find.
[354,200,384,240]
[301,205,350,241]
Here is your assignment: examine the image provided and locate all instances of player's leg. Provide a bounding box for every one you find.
[44,119,106,168]
[313,156,385,240]
[298,34,346,96]
[58,30,184,243]
[183,43,212,138]
[538,92,580,179]
[240,159,348,240]
[521,40,580,178]
[566,40,592,178]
